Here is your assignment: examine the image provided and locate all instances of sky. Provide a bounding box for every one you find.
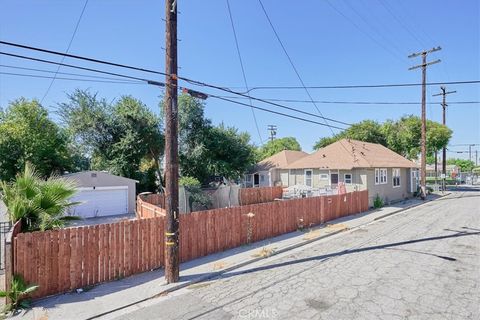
[0,0,479,160]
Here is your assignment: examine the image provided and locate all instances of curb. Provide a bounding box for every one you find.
[89,193,450,319]
[373,192,451,221]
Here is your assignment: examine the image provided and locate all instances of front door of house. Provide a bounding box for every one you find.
[331,173,339,186]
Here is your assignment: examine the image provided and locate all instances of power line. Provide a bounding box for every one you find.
[324,0,406,64]
[0,51,166,85]
[236,80,480,92]
[0,51,347,129]
[226,0,263,144]
[2,40,479,92]
[215,95,480,105]
[0,71,146,84]
[0,51,351,126]
[209,95,346,130]
[0,40,351,126]
[0,64,144,82]
[40,0,89,104]
[342,0,407,59]
[258,0,356,159]
[258,0,343,131]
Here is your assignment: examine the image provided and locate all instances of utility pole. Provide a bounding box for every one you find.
[267,125,277,142]
[409,47,441,200]
[433,86,456,191]
[164,0,179,283]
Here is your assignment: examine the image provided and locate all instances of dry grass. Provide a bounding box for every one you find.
[251,246,276,258]
[212,261,228,270]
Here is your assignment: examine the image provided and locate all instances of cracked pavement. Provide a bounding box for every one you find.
[113,189,480,320]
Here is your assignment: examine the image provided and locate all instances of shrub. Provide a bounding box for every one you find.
[0,163,80,231]
[0,274,38,316]
[373,194,384,209]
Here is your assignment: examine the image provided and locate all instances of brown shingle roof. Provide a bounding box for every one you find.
[255,150,309,171]
[286,139,418,170]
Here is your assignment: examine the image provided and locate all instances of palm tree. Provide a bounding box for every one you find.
[0,163,80,231]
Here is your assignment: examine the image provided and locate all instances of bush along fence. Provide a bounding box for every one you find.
[7,190,368,299]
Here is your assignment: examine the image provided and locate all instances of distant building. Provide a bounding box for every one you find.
[425,163,459,178]
[244,150,308,188]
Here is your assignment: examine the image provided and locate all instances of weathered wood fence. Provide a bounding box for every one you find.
[11,190,368,299]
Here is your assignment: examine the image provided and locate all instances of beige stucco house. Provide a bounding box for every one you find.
[244,150,308,187]
[285,139,420,206]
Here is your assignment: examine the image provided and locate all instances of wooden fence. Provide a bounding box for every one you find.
[11,190,367,299]
[238,186,283,205]
[136,194,166,218]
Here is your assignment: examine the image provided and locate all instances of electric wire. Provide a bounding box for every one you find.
[226,0,263,144]
[0,40,351,126]
[40,0,89,103]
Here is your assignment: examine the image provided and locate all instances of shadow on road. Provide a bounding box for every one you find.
[202,229,480,281]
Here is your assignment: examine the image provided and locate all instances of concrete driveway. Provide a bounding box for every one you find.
[113,189,480,320]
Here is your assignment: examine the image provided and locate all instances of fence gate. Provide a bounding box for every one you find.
[0,221,12,273]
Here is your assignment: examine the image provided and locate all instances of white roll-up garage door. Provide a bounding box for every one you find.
[68,186,128,218]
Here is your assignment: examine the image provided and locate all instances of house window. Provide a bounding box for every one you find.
[344,173,352,184]
[260,175,265,182]
[375,168,387,185]
[319,173,329,180]
[305,170,313,187]
[393,168,401,187]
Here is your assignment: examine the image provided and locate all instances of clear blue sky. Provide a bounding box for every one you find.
[0,0,479,159]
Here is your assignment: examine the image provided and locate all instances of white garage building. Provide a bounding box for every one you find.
[64,171,137,218]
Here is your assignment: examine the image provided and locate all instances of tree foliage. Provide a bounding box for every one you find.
[60,90,163,192]
[259,137,301,160]
[447,158,475,172]
[175,94,257,184]
[0,99,72,181]
[313,116,452,160]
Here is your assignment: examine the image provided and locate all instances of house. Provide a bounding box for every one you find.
[284,139,419,206]
[64,171,138,218]
[425,163,459,178]
[244,150,308,187]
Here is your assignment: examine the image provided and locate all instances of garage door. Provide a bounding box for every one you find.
[68,187,128,218]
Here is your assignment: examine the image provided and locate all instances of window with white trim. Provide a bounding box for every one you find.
[375,168,387,185]
[393,168,401,187]
[344,173,352,184]
[319,173,329,180]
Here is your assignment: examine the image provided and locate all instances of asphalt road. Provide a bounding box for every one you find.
[114,189,480,320]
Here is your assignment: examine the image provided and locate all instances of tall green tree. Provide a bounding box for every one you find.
[59,90,164,192]
[259,137,301,159]
[447,158,475,172]
[313,116,452,161]
[313,120,386,150]
[175,94,257,184]
[0,99,72,181]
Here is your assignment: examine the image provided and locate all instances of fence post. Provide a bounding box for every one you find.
[4,221,21,304]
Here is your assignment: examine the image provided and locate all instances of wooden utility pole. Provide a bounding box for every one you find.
[408,47,441,200]
[164,0,179,283]
[433,86,456,191]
